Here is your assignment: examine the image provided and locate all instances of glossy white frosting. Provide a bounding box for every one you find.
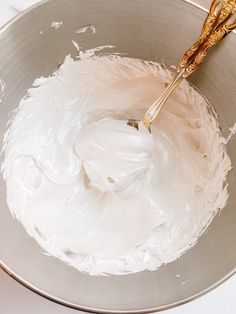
[2,54,231,275]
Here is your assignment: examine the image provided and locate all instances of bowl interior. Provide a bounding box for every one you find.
[0,0,236,313]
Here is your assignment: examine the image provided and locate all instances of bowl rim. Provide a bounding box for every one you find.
[0,0,235,313]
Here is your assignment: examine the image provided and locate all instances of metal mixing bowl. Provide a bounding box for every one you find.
[0,0,235,313]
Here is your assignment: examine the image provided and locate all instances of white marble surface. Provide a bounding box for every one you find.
[0,0,235,313]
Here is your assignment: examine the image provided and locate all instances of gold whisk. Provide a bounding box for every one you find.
[127,0,236,131]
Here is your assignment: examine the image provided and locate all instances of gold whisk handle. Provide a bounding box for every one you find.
[184,19,236,77]
[178,0,219,70]
[180,0,236,77]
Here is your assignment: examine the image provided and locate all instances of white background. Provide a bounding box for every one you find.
[0,0,235,313]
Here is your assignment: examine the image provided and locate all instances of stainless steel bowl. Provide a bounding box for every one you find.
[0,0,235,313]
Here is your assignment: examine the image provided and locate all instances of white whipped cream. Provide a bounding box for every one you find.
[2,54,231,275]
